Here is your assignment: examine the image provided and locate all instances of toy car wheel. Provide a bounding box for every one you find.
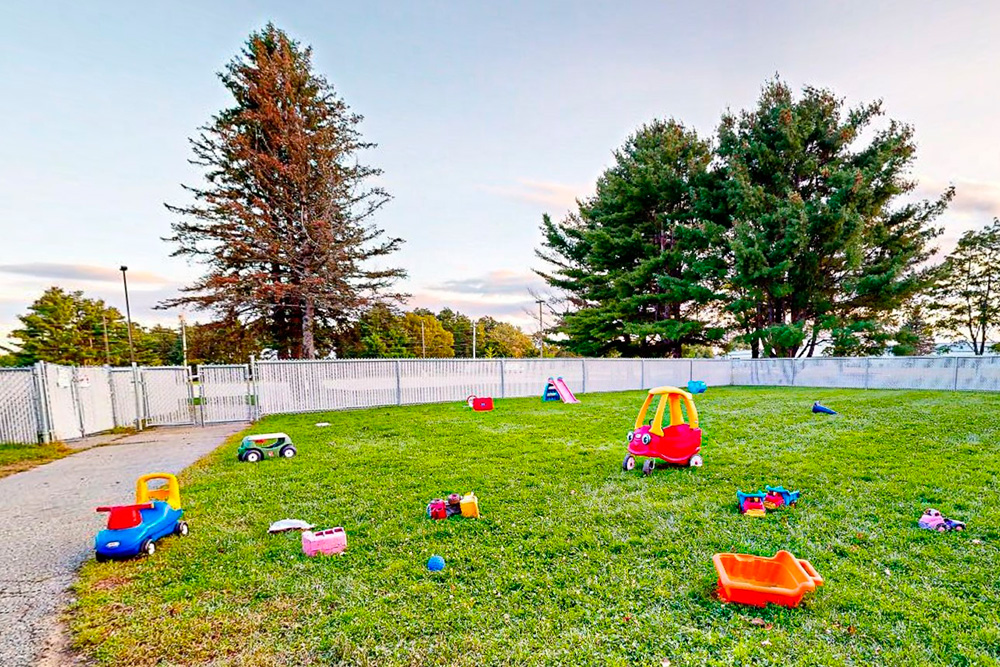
[141,539,156,557]
[280,444,297,458]
[642,459,655,476]
[95,552,109,563]
[937,525,947,532]
[176,521,189,537]
[622,454,636,472]
[244,448,263,463]
[689,455,704,467]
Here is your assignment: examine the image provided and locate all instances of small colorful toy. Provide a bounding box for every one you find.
[302,527,347,556]
[446,493,463,517]
[542,377,580,403]
[918,508,966,532]
[460,492,480,518]
[737,490,767,517]
[812,401,837,415]
[465,395,494,411]
[427,498,448,520]
[427,555,446,571]
[764,485,801,509]
[623,386,703,474]
[714,550,823,608]
[687,380,707,394]
[94,473,188,561]
[238,432,297,462]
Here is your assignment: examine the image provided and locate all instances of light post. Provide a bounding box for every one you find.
[535,298,545,358]
[472,318,477,359]
[120,266,142,431]
[120,266,136,366]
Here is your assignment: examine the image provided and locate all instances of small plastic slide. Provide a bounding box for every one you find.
[543,376,581,403]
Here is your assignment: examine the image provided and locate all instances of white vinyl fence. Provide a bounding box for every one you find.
[2,356,1000,444]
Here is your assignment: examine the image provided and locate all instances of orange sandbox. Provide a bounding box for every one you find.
[714,550,823,608]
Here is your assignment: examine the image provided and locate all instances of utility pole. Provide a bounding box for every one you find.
[535,298,545,358]
[101,312,111,365]
[472,318,477,359]
[179,314,188,368]
[421,320,426,358]
[120,266,136,366]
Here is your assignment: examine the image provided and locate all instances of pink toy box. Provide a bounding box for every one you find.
[301,527,347,556]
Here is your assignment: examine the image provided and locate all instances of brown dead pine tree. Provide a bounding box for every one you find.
[162,24,404,358]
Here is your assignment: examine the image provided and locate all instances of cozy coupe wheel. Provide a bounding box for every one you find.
[622,454,636,472]
[280,444,297,458]
[141,539,156,557]
[689,454,704,467]
[175,521,189,537]
[244,448,263,463]
[642,459,655,476]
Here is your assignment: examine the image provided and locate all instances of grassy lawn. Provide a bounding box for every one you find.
[70,387,1000,666]
[0,440,72,478]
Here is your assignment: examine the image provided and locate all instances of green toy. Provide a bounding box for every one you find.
[238,432,297,463]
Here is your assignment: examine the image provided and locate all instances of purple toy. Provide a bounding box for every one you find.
[918,508,966,532]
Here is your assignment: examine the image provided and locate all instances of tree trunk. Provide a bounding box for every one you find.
[302,298,316,359]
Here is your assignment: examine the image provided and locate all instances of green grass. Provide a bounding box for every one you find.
[70,387,1000,666]
[0,440,72,478]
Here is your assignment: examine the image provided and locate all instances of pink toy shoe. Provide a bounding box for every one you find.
[302,527,347,556]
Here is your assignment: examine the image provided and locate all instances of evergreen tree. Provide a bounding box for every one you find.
[891,303,936,356]
[717,79,950,357]
[930,219,1000,355]
[436,308,474,357]
[163,24,404,359]
[537,120,727,357]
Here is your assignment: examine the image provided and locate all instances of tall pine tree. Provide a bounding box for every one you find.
[163,24,404,358]
[536,120,727,357]
[717,80,950,357]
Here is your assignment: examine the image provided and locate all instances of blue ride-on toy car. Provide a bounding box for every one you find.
[94,473,188,561]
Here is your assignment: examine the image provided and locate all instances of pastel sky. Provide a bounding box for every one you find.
[2,1,999,342]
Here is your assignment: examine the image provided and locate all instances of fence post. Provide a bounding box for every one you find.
[107,365,119,428]
[639,358,645,389]
[248,357,260,421]
[395,360,402,406]
[689,359,694,383]
[581,359,587,394]
[953,358,960,392]
[864,357,871,391]
[32,362,52,443]
[500,359,506,398]
[131,363,144,431]
[729,358,735,386]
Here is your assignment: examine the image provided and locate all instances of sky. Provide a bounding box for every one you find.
[2,1,999,343]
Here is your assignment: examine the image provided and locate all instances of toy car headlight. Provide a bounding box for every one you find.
[626,431,634,442]
[641,433,651,445]
[106,541,120,548]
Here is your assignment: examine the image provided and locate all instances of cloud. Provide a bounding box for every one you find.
[915,177,1000,218]
[431,270,546,297]
[0,263,170,285]
[480,179,589,210]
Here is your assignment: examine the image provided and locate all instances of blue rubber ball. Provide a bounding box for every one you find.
[427,555,445,571]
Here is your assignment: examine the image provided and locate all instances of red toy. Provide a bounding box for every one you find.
[427,498,447,520]
[623,386,703,475]
[466,395,494,411]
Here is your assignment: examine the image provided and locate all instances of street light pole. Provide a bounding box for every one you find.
[120,266,142,431]
[421,320,426,358]
[535,299,545,358]
[472,318,477,359]
[120,266,136,366]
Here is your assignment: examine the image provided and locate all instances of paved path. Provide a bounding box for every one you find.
[0,423,246,667]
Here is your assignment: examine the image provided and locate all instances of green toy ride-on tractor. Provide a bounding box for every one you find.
[238,433,297,463]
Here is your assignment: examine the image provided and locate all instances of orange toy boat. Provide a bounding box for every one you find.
[714,550,823,608]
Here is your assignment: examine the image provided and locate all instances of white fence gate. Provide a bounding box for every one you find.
[141,367,195,426]
[199,364,253,423]
[0,369,43,444]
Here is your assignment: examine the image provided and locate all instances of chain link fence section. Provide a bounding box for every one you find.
[399,359,503,405]
[140,367,195,426]
[198,364,253,423]
[74,366,115,435]
[0,369,42,443]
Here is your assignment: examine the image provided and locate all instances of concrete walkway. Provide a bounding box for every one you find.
[0,423,246,667]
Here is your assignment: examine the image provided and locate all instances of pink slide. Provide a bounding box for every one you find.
[553,377,581,403]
